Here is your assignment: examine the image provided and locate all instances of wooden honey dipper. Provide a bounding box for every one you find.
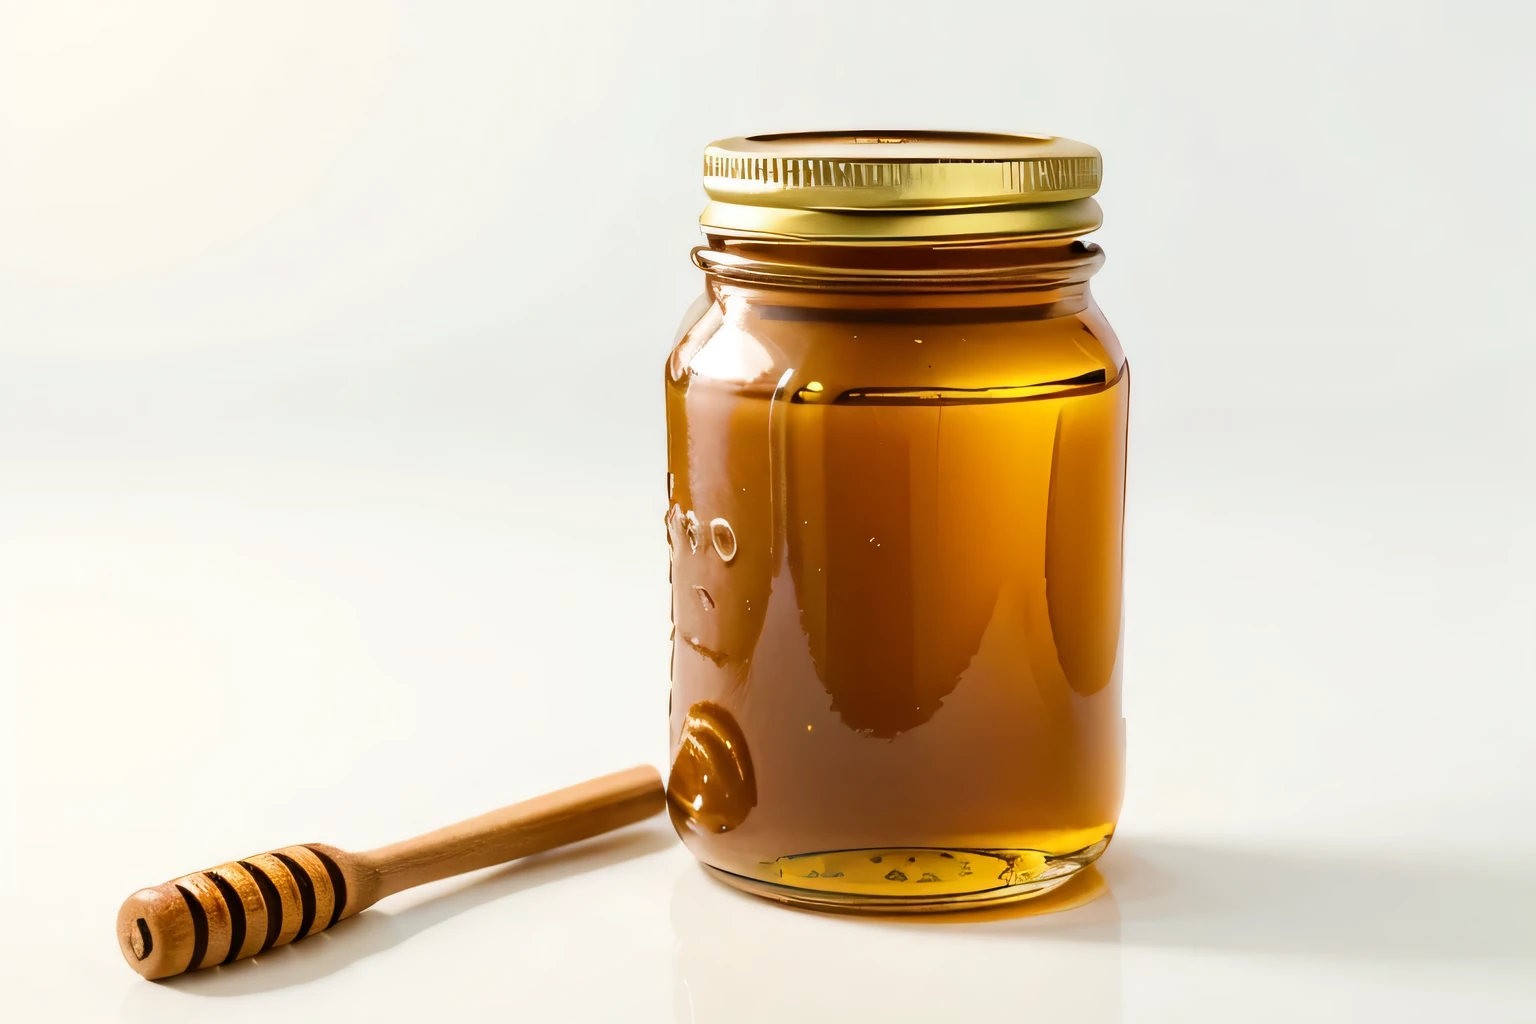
[117,765,665,980]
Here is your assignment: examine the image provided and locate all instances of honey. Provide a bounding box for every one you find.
[666,132,1126,911]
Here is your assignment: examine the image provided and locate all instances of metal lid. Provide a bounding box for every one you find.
[700,130,1103,242]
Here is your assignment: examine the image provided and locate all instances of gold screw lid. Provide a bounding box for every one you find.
[700,130,1103,243]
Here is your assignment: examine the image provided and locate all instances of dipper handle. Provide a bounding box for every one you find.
[117,765,666,980]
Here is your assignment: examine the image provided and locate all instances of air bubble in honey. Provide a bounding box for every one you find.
[709,517,737,562]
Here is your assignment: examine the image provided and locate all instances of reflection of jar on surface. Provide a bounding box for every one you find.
[666,132,1128,911]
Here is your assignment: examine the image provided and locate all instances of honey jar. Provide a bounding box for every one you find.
[666,132,1126,910]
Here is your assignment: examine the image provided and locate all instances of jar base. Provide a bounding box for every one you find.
[702,836,1111,914]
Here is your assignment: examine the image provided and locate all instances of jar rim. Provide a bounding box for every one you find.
[693,240,1104,294]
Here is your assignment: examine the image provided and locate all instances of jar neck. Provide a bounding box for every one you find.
[693,234,1104,316]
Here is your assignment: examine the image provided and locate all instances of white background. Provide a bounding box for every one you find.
[1,1,1532,1020]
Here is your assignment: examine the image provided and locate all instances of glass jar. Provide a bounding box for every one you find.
[665,132,1126,911]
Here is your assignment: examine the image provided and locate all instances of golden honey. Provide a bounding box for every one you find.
[666,132,1126,910]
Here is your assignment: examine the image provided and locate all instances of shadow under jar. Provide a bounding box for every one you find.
[665,131,1128,912]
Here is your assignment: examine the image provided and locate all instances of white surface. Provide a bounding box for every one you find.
[2,1,1532,1021]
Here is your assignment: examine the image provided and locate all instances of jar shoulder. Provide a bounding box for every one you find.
[666,291,1125,395]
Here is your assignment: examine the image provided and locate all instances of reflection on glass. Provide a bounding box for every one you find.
[671,864,1122,1023]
